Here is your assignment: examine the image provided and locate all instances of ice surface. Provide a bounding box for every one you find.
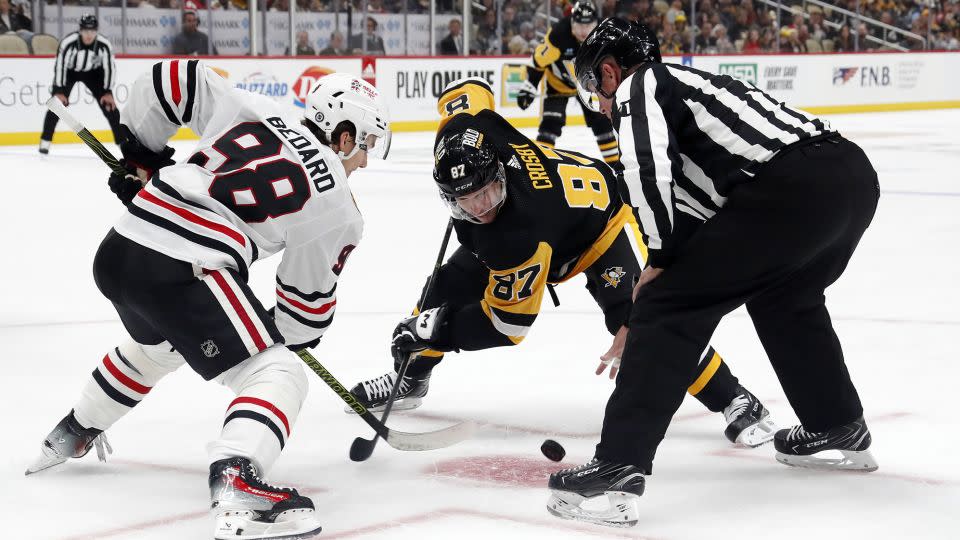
[1,109,958,539]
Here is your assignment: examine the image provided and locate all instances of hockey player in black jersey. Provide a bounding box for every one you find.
[516,1,620,169]
[349,77,776,449]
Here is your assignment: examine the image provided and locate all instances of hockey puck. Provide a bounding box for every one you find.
[540,439,566,462]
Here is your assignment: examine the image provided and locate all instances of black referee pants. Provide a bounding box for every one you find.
[41,70,123,143]
[596,136,880,472]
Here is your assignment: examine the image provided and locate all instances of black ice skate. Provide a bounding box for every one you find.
[723,385,777,447]
[546,459,646,528]
[25,410,112,475]
[347,370,431,413]
[210,457,321,540]
[774,416,878,472]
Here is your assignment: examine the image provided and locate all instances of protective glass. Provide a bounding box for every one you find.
[576,78,603,113]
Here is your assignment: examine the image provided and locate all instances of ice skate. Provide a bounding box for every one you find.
[546,458,645,528]
[346,369,430,413]
[25,410,112,475]
[723,385,777,447]
[775,416,878,472]
[210,457,321,540]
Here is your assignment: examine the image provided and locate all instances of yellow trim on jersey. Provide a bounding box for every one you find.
[553,205,644,284]
[688,351,723,396]
[418,349,445,358]
[436,80,497,131]
[598,141,619,151]
[480,242,553,344]
[555,149,594,165]
[532,30,562,69]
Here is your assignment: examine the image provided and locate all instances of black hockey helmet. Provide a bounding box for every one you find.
[433,128,507,223]
[574,18,661,98]
[79,13,98,30]
[571,1,599,24]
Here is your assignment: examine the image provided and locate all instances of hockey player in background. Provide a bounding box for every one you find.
[542,18,880,527]
[516,1,620,170]
[39,14,123,155]
[349,77,777,449]
[25,63,391,540]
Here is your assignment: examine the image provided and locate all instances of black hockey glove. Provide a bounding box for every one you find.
[391,306,448,362]
[267,306,321,351]
[118,124,176,177]
[516,80,538,110]
[108,162,144,206]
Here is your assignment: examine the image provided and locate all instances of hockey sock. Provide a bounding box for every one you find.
[210,345,307,474]
[73,340,184,430]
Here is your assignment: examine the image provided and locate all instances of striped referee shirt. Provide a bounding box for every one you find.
[52,32,116,95]
[615,63,834,267]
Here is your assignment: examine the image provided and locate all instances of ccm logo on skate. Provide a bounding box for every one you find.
[577,467,600,477]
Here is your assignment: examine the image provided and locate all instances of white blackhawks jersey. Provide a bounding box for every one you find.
[116,59,361,347]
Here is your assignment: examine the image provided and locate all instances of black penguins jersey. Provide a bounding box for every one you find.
[435,78,642,348]
[528,17,581,95]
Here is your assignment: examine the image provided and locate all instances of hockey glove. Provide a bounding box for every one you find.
[108,163,144,206]
[267,306,321,351]
[391,306,448,362]
[516,80,539,110]
[118,124,176,178]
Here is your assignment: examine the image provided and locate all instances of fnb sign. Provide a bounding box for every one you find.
[833,66,891,87]
[718,63,758,85]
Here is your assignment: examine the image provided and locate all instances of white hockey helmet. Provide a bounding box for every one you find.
[303,72,391,160]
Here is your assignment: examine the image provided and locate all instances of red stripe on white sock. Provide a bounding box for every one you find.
[228,396,291,436]
[102,354,152,395]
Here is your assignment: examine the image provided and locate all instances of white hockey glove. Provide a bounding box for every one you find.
[516,80,539,110]
[391,306,448,362]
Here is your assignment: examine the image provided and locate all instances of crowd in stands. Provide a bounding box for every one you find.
[22,0,960,54]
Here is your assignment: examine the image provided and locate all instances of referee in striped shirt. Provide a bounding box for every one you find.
[570,19,880,482]
[39,14,122,155]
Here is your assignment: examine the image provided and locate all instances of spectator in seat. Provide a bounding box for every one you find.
[834,24,855,51]
[172,10,216,55]
[507,21,538,55]
[350,16,386,54]
[319,30,346,55]
[288,30,316,56]
[742,27,762,53]
[0,0,32,37]
[857,22,878,49]
[440,18,463,55]
[714,24,736,53]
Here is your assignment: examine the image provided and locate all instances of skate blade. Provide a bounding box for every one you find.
[735,417,777,448]
[24,453,67,476]
[546,491,639,528]
[342,396,422,415]
[214,509,322,540]
[776,448,879,472]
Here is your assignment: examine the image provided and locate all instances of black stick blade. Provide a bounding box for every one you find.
[349,437,376,462]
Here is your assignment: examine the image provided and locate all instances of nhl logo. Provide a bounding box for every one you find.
[601,266,626,288]
[314,112,325,124]
[201,340,220,358]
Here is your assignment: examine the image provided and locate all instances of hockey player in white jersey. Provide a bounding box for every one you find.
[25,61,390,540]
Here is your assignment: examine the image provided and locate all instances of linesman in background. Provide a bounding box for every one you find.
[516,1,620,170]
[39,14,122,155]
[543,18,881,527]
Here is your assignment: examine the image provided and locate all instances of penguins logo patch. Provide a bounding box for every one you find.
[601,266,626,288]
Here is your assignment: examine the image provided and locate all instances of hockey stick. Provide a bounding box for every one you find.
[349,217,456,461]
[45,97,126,176]
[297,349,474,451]
[50,102,475,453]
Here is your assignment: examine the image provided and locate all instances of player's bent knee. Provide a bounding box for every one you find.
[120,339,185,384]
[217,345,308,408]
